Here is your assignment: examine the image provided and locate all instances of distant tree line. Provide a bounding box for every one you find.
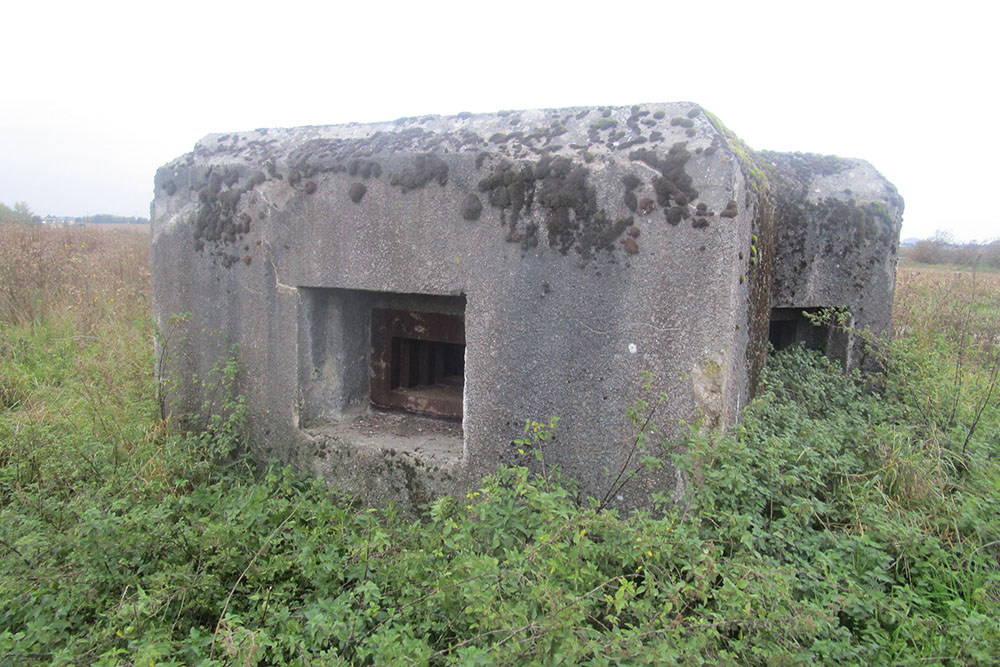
[75,213,150,225]
[0,201,148,227]
[0,201,42,226]
[907,230,1000,270]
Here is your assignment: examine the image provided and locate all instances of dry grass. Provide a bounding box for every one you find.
[894,266,1000,361]
[0,224,149,331]
[0,224,154,458]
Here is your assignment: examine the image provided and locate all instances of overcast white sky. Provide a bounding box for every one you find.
[1,0,997,241]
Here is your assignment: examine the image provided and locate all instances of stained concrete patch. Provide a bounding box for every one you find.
[692,351,727,429]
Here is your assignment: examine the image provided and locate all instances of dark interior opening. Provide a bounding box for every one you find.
[372,308,465,420]
[390,339,465,390]
[768,307,831,353]
[768,317,800,351]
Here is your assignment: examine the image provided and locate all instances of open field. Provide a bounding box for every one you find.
[79,222,150,233]
[1,225,998,664]
[896,263,1000,321]
[0,224,149,328]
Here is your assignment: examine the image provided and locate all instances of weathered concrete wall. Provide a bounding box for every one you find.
[150,103,895,509]
[765,152,904,368]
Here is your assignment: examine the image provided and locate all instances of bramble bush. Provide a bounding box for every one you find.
[1,225,998,664]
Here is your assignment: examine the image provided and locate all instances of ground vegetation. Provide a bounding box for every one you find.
[1,225,998,664]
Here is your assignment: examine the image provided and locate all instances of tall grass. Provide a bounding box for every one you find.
[891,267,1000,459]
[0,225,155,492]
[0,224,149,329]
[894,268,1000,352]
[1,225,998,664]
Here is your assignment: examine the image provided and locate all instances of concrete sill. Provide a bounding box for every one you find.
[304,410,464,468]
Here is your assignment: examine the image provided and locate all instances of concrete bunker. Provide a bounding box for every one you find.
[151,103,903,509]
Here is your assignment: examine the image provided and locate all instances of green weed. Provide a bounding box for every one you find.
[0,227,998,663]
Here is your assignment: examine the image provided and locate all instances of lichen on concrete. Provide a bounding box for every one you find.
[390,153,449,192]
